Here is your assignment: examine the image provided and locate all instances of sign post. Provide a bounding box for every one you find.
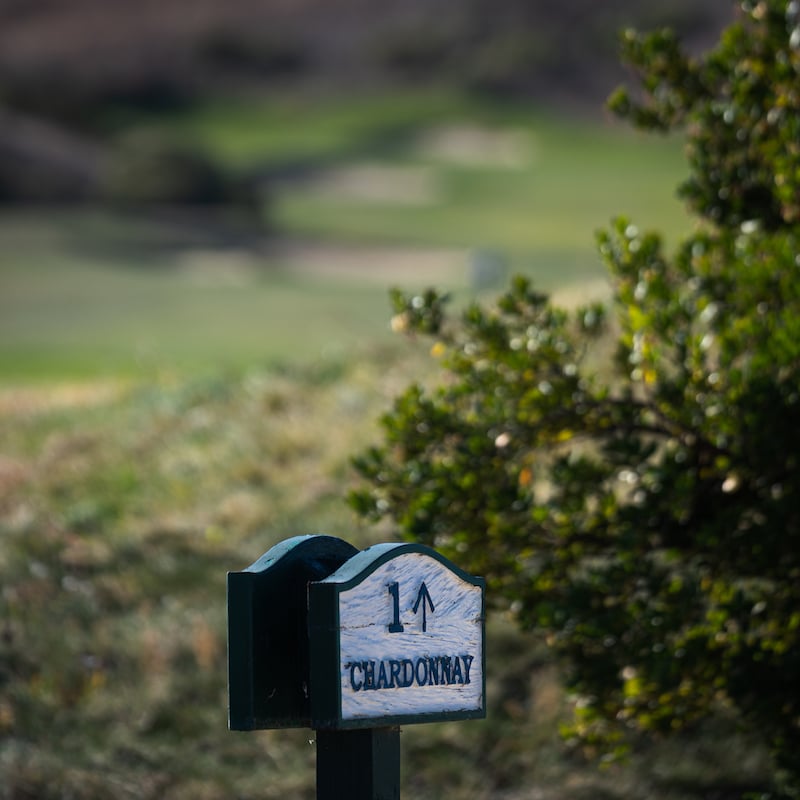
[228,537,485,798]
[315,727,400,800]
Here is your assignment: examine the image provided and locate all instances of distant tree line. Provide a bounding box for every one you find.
[0,0,732,206]
[0,0,731,121]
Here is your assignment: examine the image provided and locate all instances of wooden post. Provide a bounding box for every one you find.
[316,727,400,800]
[228,537,485,800]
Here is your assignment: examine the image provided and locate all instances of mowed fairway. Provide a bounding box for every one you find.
[0,90,688,381]
[0,215,417,379]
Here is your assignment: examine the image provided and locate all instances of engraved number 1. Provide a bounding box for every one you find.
[387,582,404,633]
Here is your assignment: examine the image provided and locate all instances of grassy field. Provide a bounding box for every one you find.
[0,211,408,379]
[2,90,688,381]
[0,353,772,799]
[127,88,690,245]
[2,91,771,799]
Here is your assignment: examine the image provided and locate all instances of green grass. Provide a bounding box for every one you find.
[0,212,415,380]
[2,89,690,382]
[111,90,500,167]
[136,88,689,245]
[271,110,689,255]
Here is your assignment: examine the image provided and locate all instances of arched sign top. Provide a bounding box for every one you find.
[315,541,484,591]
[239,533,358,575]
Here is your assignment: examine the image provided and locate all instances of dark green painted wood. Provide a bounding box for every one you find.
[308,572,343,730]
[314,542,484,592]
[227,534,358,730]
[316,727,400,800]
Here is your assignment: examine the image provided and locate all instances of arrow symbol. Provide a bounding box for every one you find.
[412,582,435,632]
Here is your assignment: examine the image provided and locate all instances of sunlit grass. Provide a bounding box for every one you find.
[114,88,690,248]
[0,222,410,380]
[271,108,689,254]
[2,89,692,381]
[116,89,481,167]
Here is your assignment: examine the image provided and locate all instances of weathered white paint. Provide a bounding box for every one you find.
[336,551,483,720]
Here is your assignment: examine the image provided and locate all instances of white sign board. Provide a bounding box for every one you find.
[309,543,485,729]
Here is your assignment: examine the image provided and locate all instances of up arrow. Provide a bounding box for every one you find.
[412,582,435,632]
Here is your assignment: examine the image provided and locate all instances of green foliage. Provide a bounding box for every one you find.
[351,2,800,795]
[608,0,800,228]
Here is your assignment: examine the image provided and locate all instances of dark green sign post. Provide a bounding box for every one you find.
[228,535,486,799]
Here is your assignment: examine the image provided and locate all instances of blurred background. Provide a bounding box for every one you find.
[0,0,732,380]
[2,2,774,799]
